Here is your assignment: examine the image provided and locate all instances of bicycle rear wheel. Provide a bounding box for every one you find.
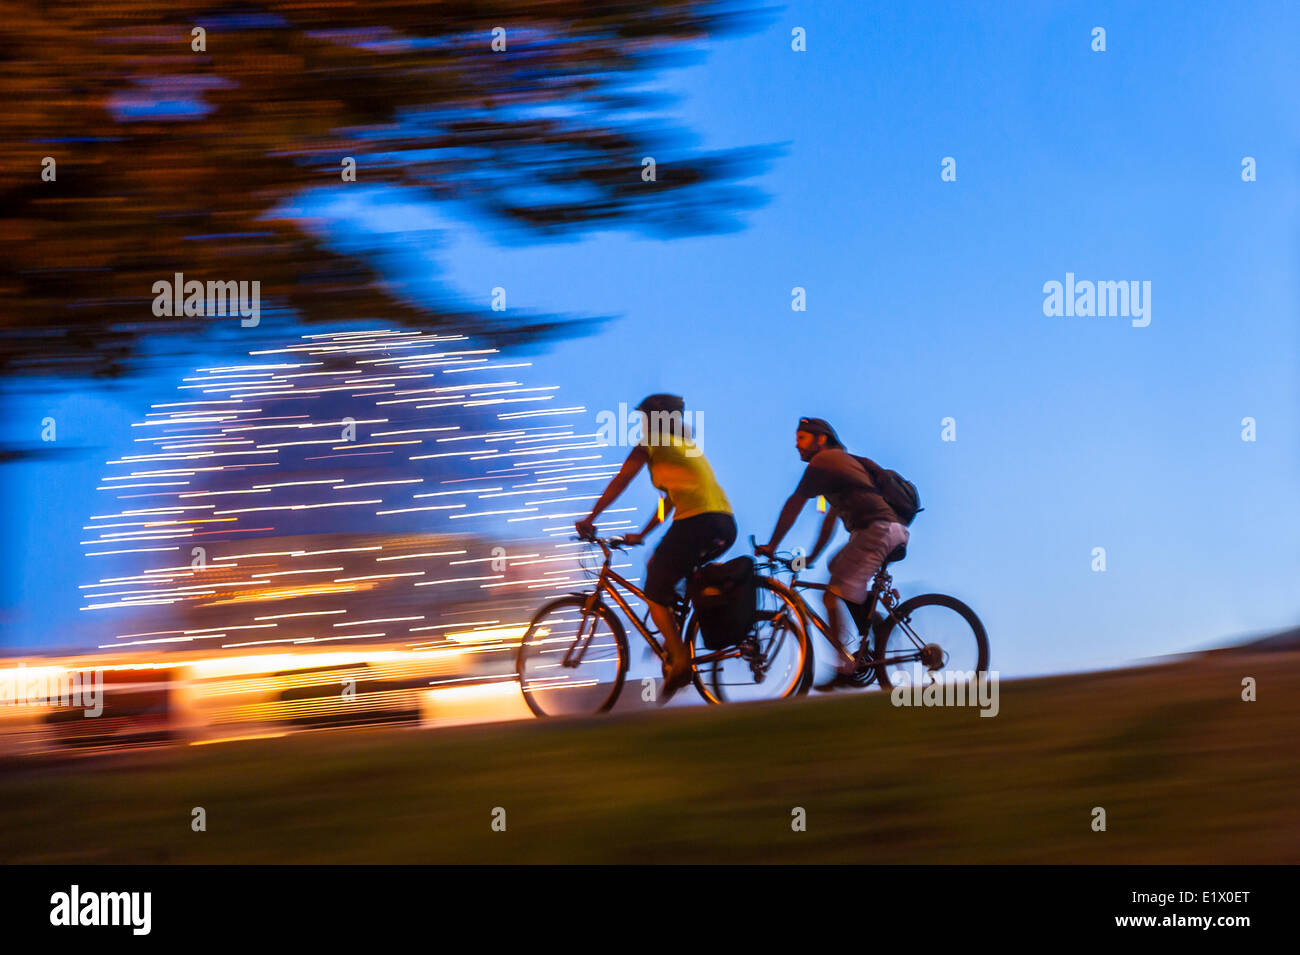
[872,593,988,692]
[517,596,628,717]
[686,577,811,704]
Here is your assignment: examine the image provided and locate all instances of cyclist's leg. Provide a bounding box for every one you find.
[819,588,855,673]
[824,521,908,674]
[643,520,695,669]
[701,513,737,563]
[646,513,736,699]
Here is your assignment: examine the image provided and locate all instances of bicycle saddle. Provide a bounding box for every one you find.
[884,543,907,565]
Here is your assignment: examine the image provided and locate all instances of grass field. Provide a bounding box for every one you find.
[2,650,1296,864]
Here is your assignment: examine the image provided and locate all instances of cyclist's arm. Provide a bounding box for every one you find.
[762,492,808,550]
[582,445,648,524]
[808,505,838,562]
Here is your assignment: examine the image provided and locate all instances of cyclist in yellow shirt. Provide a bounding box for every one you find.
[576,394,736,702]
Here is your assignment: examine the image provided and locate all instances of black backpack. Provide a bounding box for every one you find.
[687,556,758,650]
[853,455,923,526]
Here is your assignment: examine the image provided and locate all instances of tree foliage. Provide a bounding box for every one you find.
[0,0,770,378]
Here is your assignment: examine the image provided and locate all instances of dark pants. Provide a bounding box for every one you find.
[643,511,737,605]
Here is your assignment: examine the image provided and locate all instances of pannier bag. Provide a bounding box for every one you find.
[688,556,758,650]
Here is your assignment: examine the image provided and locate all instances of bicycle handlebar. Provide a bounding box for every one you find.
[747,534,810,573]
[571,533,639,550]
[573,531,804,568]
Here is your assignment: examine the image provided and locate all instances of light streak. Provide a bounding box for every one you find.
[80,329,615,670]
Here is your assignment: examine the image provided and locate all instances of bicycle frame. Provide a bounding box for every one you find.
[789,579,848,642]
[574,538,751,669]
[771,560,931,669]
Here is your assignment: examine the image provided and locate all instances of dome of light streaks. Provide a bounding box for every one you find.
[80,329,636,653]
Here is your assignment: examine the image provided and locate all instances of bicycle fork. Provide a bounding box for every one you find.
[560,593,603,668]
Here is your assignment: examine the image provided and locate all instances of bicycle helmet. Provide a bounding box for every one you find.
[636,393,686,415]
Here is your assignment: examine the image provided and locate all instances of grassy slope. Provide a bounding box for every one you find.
[2,650,1296,864]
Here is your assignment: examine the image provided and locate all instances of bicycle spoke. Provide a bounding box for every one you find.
[519,598,625,716]
[692,578,809,703]
[874,594,988,691]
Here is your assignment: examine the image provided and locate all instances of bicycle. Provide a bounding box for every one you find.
[516,534,813,717]
[750,535,989,691]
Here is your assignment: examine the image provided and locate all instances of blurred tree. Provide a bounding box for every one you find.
[0,0,771,380]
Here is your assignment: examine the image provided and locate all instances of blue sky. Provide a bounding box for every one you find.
[4,0,1298,676]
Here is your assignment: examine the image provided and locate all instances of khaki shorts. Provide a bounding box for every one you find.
[827,521,910,604]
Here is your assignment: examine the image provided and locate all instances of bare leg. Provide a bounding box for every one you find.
[822,589,857,674]
[648,599,685,667]
[649,598,693,703]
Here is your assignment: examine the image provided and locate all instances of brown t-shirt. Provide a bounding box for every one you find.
[795,448,899,531]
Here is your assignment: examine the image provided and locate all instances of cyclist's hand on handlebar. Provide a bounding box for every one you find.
[622,532,644,546]
[753,542,776,559]
[574,516,596,541]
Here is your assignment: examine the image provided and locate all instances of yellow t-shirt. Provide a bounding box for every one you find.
[643,435,732,521]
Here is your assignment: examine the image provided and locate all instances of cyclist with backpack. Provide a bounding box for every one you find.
[755,417,917,690]
[576,394,737,703]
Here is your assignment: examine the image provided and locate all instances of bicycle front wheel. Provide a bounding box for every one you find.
[517,596,628,717]
[872,593,989,692]
[687,577,812,704]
